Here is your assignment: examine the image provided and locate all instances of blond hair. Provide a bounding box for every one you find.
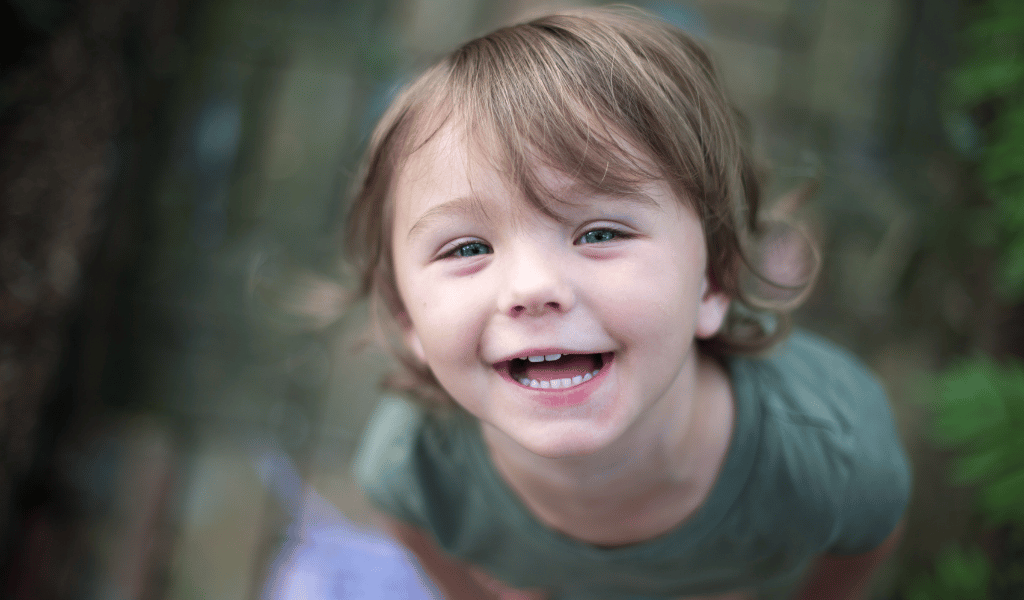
[344,6,816,406]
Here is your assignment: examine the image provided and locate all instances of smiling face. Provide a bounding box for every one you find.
[390,123,730,458]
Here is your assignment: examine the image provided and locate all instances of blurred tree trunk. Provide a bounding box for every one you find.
[0,0,194,597]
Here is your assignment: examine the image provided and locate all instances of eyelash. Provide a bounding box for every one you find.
[575,227,630,245]
[441,240,492,259]
[439,227,631,260]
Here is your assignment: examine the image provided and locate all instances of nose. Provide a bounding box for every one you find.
[498,246,576,318]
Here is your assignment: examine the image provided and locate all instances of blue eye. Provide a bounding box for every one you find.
[448,241,492,258]
[577,229,620,244]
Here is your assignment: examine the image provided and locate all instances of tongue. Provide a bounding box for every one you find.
[523,354,598,381]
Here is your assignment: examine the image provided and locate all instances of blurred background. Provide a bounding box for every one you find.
[2,0,1022,598]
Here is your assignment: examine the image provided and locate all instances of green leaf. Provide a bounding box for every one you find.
[997,250,1024,301]
[982,106,1024,184]
[935,545,992,596]
[932,358,1024,527]
[964,2,1024,46]
[903,544,994,599]
[933,362,1004,444]
[981,469,1024,525]
[1002,361,1024,414]
[997,189,1024,230]
[951,58,1024,105]
[952,449,1004,483]
[904,579,935,600]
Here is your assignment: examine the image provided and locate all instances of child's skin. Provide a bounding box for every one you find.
[377,119,903,599]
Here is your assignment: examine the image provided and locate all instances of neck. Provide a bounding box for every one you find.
[481,351,734,546]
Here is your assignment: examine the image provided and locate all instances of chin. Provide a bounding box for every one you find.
[504,417,627,459]
[475,375,636,458]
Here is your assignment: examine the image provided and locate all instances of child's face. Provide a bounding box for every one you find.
[389,123,730,458]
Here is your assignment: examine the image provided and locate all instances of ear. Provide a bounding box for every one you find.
[695,276,730,340]
[398,313,427,364]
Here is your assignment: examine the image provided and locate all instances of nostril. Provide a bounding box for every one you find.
[510,301,564,317]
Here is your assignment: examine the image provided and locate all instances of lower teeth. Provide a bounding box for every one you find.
[519,370,600,389]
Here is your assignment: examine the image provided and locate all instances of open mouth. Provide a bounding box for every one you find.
[503,352,610,389]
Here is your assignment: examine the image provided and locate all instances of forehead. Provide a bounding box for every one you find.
[392,121,666,234]
[394,119,477,193]
[391,123,528,240]
[390,114,679,228]
[391,120,494,218]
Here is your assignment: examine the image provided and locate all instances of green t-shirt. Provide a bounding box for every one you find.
[354,330,912,599]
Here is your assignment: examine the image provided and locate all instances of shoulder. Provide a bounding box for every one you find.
[353,399,532,568]
[732,330,897,443]
[731,330,912,554]
[353,398,472,528]
[354,397,424,471]
[742,330,887,429]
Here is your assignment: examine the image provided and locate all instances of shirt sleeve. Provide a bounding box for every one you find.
[352,398,431,528]
[824,353,912,555]
[765,331,913,556]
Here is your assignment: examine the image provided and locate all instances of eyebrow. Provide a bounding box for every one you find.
[553,182,667,220]
[563,185,664,210]
[406,195,493,241]
[404,186,666,241]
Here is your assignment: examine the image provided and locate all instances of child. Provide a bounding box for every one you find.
[347,7,911,600]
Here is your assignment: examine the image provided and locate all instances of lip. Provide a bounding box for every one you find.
[491,347,596,364]
[495,352,614,409]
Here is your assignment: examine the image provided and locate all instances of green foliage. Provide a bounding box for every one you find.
[948,0,1024,300]
[932,358,1024,527]
[905,2,1024,598]
[909,356,1024,599]
[904,544,992,600]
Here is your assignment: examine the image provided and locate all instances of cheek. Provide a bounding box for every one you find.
[406,277,491,359]
[597,255,698,311]
[588,249,705,345]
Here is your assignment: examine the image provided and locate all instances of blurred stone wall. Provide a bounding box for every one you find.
[0,0,195,598]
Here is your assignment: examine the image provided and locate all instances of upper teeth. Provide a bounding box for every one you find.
[526,354,562,362]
